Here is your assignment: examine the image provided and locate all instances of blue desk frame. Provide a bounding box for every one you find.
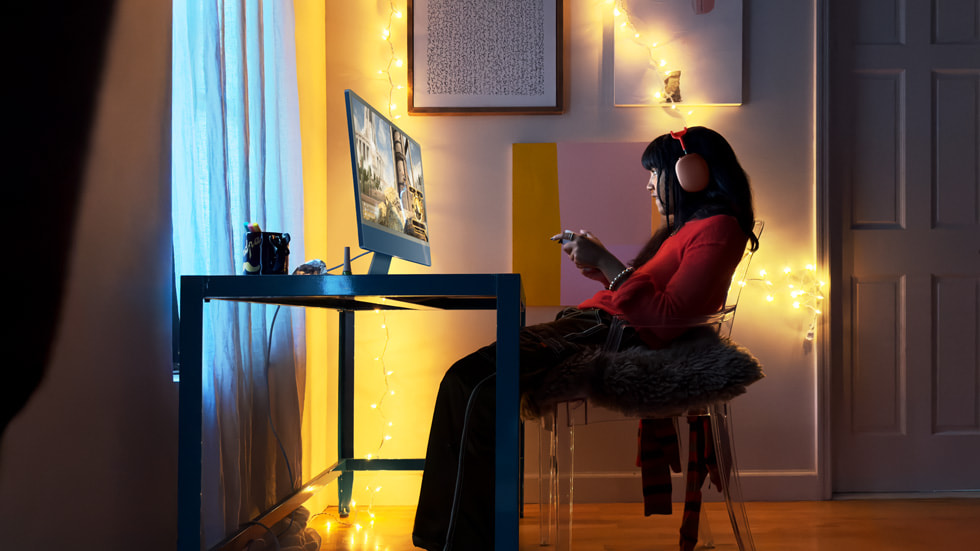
[177,274,525,550]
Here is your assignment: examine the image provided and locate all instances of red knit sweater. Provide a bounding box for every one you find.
[578,214,747,348]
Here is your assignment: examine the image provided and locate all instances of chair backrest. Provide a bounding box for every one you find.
[717,219,764,339]
[564,220,765,425]
[604,219,764,347]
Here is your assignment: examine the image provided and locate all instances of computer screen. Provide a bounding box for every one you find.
[345,89,430,274]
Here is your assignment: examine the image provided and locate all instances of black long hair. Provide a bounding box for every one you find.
[632,126,758,267]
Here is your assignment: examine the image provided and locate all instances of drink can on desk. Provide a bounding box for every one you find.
[243,232,290,275]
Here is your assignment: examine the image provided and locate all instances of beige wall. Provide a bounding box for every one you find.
[0,2,821,549]
[315,0,821,507]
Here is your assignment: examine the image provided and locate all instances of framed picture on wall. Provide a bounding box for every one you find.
[613,0,743,106]
[408,0,564,115]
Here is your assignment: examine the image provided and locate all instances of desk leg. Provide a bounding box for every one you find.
[338,310,355,517]
[494,276,523,551]
[177,282,205,550]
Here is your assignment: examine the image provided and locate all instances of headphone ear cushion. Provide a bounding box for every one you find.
[675,153,709,192]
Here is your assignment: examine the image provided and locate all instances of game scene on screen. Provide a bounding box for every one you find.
[349,99,429,242]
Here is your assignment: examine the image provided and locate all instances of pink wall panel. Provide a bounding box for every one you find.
[556,142,654,305]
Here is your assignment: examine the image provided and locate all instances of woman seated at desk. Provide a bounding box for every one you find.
[413,126,760,551]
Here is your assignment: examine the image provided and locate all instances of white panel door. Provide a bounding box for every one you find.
[829,0,980,492]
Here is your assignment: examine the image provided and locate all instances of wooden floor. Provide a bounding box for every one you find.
[306,498,980,550]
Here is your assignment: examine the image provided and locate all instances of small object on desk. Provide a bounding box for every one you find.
[243,231,290,275]
[342,246,352,275]
[293,259,328,275]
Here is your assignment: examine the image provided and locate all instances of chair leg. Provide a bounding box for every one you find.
[566,414,576,551]
[707,402,756,551]
[538,407,558,546]
[698,508,715,549]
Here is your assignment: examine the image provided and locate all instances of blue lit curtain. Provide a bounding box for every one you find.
[172,0,305,545]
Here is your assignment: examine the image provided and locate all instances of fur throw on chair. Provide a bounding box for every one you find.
[522,332,764,420]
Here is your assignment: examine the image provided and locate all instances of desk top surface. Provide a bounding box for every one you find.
[180,273,525,311]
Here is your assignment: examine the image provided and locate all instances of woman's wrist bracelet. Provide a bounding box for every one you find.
[607,266,635,291]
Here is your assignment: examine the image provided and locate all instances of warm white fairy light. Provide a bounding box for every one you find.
[325,7,409,537]
[745,263,826,341]
[380,0,406,119]
[613,0,694,115]
[354,307,404,524]
[368,309,396,455]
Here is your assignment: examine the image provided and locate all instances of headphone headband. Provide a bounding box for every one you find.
[669,127,690,154]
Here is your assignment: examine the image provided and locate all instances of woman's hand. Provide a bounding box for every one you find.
[579,266,610,286]
[557,230,627,285]
[561,231,607,267]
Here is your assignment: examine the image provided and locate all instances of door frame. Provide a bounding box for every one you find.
[815,0,834,499]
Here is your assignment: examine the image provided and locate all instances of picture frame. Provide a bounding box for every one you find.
[408,0,564,115]
[613,0,743,106]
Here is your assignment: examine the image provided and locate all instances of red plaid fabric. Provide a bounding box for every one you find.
[637,416,722,551]
[636,418,681,515]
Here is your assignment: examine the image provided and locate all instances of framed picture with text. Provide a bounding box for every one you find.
[408,0,564,115]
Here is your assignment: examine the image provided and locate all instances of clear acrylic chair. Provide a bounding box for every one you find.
[535,222,763,550]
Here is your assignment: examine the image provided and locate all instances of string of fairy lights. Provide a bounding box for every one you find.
[379,0,405,120]
[313,308,393,543]
[313,4,410,543]
[610,0,697,115]
[363,308,395,495]
[609,0,826,338]
[330,1,825,535]
[738,263,826,341]
[353,0,408,524]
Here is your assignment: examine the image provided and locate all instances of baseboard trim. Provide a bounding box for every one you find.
[522,469,824,503]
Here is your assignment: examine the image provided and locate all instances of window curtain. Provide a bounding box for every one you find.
[172,0,306,545]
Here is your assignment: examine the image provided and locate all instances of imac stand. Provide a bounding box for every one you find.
[368,252,392,275]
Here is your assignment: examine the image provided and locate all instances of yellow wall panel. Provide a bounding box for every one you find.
[512,143,561,306]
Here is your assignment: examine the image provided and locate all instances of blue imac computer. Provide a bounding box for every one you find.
[345,89,430,274]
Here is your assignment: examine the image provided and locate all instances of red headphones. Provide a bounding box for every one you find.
[669,127,709,192]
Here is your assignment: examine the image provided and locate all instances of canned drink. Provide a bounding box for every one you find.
[243,232,290,275]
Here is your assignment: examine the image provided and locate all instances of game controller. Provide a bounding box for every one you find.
[551,230,576,244]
